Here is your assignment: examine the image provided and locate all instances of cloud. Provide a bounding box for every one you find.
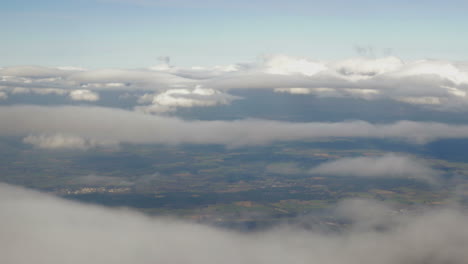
[0,91,7,100]
[2,183,468,264]
[1,105,468,149]
[331,56,404,78]
[136,86,241,113]
[260,54,327,76]
[274,87,379,99]
[23,134,99,150]
[334,198,399,230]
[2,55,468,110]
[309,154,439,182]
[8,87,67,95]
[0,65,80,78]
[69,89,100,101]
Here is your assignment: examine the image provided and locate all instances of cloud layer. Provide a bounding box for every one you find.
[2,183,468,264]
[2,105,468,149]
[2,55,468,111]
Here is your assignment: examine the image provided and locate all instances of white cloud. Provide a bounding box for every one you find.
[10,87,67,96]
[389,60,468,85]
[32,88,67,95]
[2,183,468,264]
[261,54,327,76]
[274,87,380,99]
[309,154,439,182]
[69,90,100,101]
[274,87,314,94]
[1,106,468,149]
[0,91,7,100]
[136,86,241,113]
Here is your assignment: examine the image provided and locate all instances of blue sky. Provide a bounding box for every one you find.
[2,0,468,68]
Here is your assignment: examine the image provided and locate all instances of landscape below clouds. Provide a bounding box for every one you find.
[4,0,468,262]
[2,54,468,264]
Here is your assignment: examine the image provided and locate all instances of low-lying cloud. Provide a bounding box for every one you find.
[2,183,468,264]
[2,105,468,148]
[309,154,439,182]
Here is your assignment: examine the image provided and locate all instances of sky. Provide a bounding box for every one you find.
[2,0,468,68]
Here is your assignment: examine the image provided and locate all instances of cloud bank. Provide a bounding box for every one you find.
[2,55,468,111]
[2,105,468,148]
[2,183,468,264]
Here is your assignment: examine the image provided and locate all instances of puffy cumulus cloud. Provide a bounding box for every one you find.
[22,134,101,150]
[136,86,241,113]
[69,89,100,101]
[2,105,468,148]
[2,183,468,264]
[309,154,439,183]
